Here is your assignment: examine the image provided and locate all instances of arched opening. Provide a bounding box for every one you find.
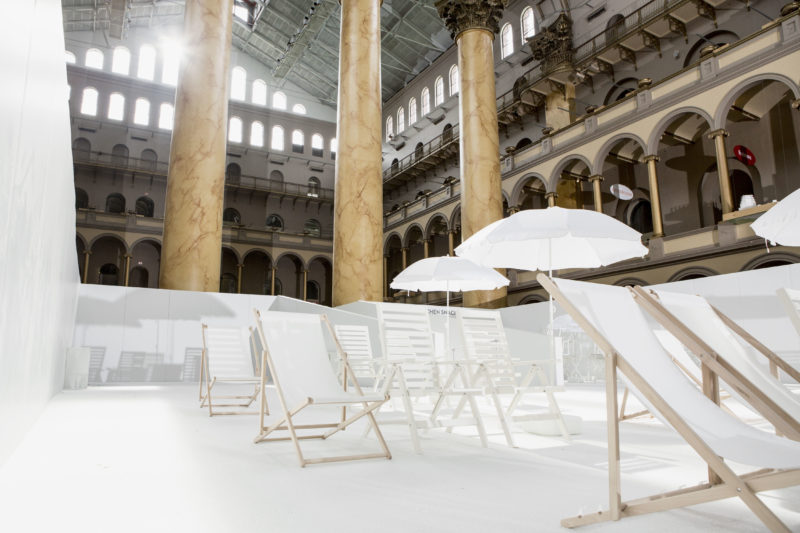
[683,30,739,67]
[603,78,638,106]
[266,214,283,231]
[306,281,321,302]
[135,196,154,217]
[140,149,157,171]
[555,159,591,209]
[72,138,91,160]
[129,267,149,288]
[517,176,547,211]
[220,273,237,294]
[405,226,425,266]
[225,163,241,184]
[130,240,161,288]
[442,123,453,143]
[242,250,272,295]
[414,142,424,161]
[723,78,800,204]
[390,158,399,173]
[223,208,241,225]
[270,170,284,186]
[427,215,450,257]
[220,247,239,293]
[307,177,320,197]
[605,14,625,44]
[105,193,126,214]
[276,254,304,299]
[304,219,321,237]
[629,200,653,235]
[599,137,649,230]
[111,144,129,166]
[515,138,532,150]
[308,257,332,305]
[99,264,119,286]
[75,188,89,209]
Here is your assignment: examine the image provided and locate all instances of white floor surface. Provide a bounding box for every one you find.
[1,384,798,533]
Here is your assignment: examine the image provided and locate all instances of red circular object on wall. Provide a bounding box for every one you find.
[733,145,756,166]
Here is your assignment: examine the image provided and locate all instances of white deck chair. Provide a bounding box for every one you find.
[539,275,800,532]
[459,308,570,445]
[333,324,380,385]
[376,302,488,453]
[252,310,391,467]
[633,287,800,439]
[777,287,800,338]
[199,324,261,416]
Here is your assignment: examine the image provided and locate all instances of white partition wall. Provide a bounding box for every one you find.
[0,0,80,465]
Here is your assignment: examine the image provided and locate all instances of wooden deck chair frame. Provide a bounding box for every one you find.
[373,304,489,453]
[458,309,570,444]
[538,274,800,533]
[632,286,800,441]
[252,310,391,467]
[199,324,261,416]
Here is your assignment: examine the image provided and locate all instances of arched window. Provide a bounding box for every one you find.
[137,44,156,80]
[292,129,304,153]
[80,87,98,116]
[73,138,91,159]
[252,79,267,105]
[269,170,284,183]
[105,193,126,214]
[223,208,241,224]
[307,177,320,197]
[271,125,284,150]
[448,66,459,96]
[272,91,286,110]
[386,116,394,141]
[306,280,320,302]
[111,47,130,74]
[111,144,129,166]
[161,46,180,85]
[501,23,514,59]
[434,76,444,106]
[292,103,306,114]
[65,51,76,64]
[311,133,324,157]
[225,163,241,183]
[140,149,157,171]
[228,116,243,143]
[158,103,174,130]
[421,87,431,115]
[521,7,536,42]
[107,93,125,121]
[230,66,246,101]
[85,48,104,69]
[265,214,284,230]
[408,97,417,125]
[250,121,264,147]
[75,188,89,209]
[330,138,337,160]
[133,98,150,126]
[304,219,321,237]
[135,196,154,217]
[397,107,405,133]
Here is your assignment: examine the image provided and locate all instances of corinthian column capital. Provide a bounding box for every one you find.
[435,0,508,40]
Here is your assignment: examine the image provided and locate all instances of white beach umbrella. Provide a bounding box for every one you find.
[455,206,649,381]
[390,256,510,358]
[751,188,800,246]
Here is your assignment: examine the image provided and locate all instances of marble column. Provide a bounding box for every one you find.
[383,255,389,300]
[708,129,734,215]
[82,251,91,284]
[545,192,558,207]
[423,239,430,259]
[589,175,603,213]
[302,270,308,301]
[401,247,408,270]
[437,0,507,309]
[236,264,243,294]
[271,266,276,296]
[644,155,665,237]
[123,254,132,287]
[448,231,456,256]
[332,0,383,306]
[159,0,233,292]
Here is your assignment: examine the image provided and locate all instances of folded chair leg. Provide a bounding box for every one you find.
[446,395,469,435]
[478,366,515,447]
[465,393,489,448]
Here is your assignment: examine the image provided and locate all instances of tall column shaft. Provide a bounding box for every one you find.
[302,270,308,301]
[401,248,408,270]
[82,251,91,284]
[160,0,233,292]
[123,254,131,287]
[589,175,603,213]
[332,0,383,306]
[236,264,243,294]
[423,239,430,259]
[271,267,276,296]
[546,192,557,207]
[448,231,455,256]
[458,28,506,308]
[709,129,734,214]
[645,155,665,237]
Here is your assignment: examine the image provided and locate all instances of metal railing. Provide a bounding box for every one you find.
[72,150,168,174]
[383,123,460,182]
[230,174,334,201]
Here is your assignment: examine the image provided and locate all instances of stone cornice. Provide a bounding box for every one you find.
[435,0,508,40]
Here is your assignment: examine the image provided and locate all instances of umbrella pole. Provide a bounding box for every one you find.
[549,239,557,384]
[446,281,453,360]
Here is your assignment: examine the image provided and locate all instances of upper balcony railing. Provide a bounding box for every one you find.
[383,123,460,182]
[72,149,334,202]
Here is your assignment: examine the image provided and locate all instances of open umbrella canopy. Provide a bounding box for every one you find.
[455,207,649,271]
[390,256,509,293]
[751,188,800,246]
